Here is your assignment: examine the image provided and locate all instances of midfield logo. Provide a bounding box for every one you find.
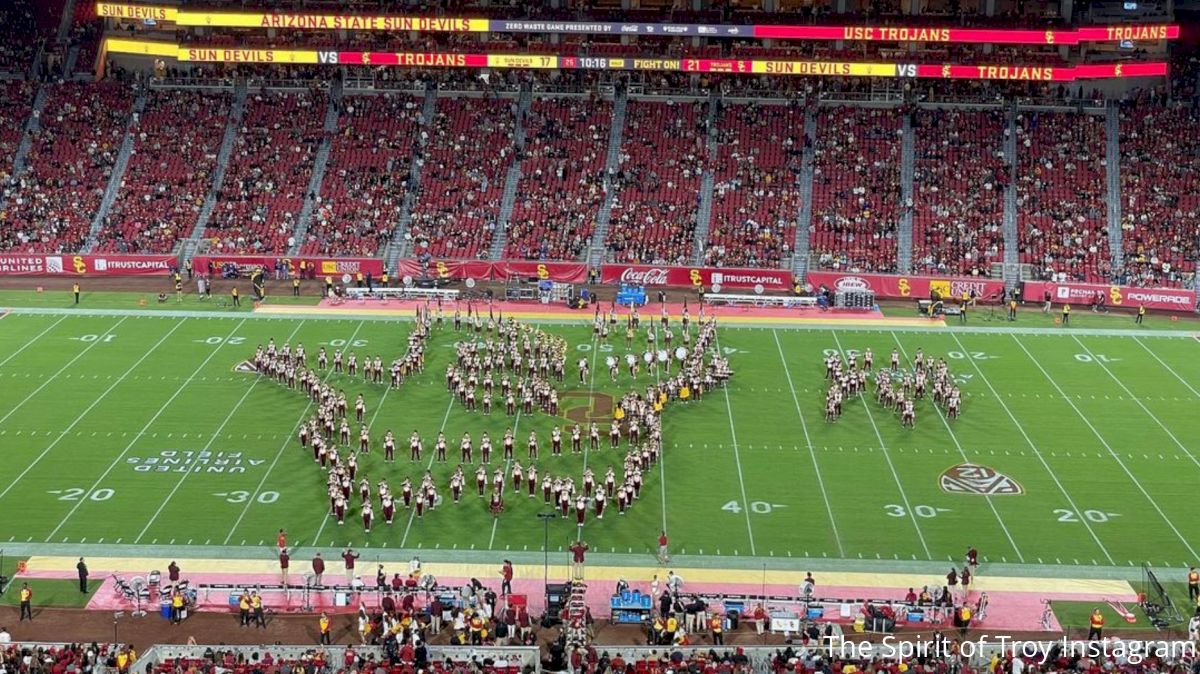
[939,463,1023,495]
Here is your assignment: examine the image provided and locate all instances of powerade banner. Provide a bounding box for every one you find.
[95,4,1178,44]
[600,264,793,290]
[192,255,385,277]
[103,39,1169,82]
[393,259,588,283]
[806,271,1007,301]
[0,254,174,276]
[1021,280,1196,313]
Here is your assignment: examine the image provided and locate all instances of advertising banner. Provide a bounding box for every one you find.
[394,259,589,283]
[806,271,1007,301]
[0,254,175,276]
[600,264,793,290]
[1021,281,1196,312]
[192,255,385,277]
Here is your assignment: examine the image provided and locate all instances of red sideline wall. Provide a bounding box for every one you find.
[806,271,1007,301]
[192,255,385,277]
[0,253,176,276]
[1021,280,1196,312]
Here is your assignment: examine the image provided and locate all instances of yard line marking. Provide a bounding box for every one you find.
[0,317,166,504]
[0,315,68,371]
[890,332,1023,562]
[831,331,931,560]
[950,334,1114,563]
[713,330,757,556]
[134,318,277,542]
[1010,335,1199,561]
[1133,337,1200,392]
[0,317,127,430]
[772,329,843,556]
[225,321,367,545]
[1074,336,1200,473]
[38,318,204,538]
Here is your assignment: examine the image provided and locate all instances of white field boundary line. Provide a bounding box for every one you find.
[133,319,283,543]
[771,328,844,557]
[226,320,367,546]
[1072,335,1200,473]
[0,315,68,370]
[568,322,623,543]
[399,396,457,549]
[42,318,208,540]
[0,317,127,429]
[309,321,411,549]
[830,331,932,560]
[889,331,1024,562]
[712,329,757,556]
[948,333,1115,564]
[1010,334,1200,561]
[1133,336,1200,399]
[0,317,141,502]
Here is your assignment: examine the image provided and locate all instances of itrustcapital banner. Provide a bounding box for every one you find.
[806,271,1007,301]
[1021,280,1196,312]
[0,254,175,276]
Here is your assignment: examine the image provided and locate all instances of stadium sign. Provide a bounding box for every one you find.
[600,264,792,290]
[0,254,175,276]
[126,450,265,474]
[1022,280,1197,313]
[806,271,1006,301]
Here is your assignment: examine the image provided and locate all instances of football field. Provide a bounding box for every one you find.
[1,307,1199,574]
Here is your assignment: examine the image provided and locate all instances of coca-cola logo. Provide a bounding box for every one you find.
[833,276,871,292]
[618,267,671,286]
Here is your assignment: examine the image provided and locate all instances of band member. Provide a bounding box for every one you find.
[476,466,487,497]
[571,425,582,453]
[527,431,539,459]
[480,432,492,463]
[334,494,346,525]
[605,466,616,497]
[589,423,600,451]
[410,430,422,462]
[355,394,365,423]
[575,496,587,525]
[362,503,374,532]
[551,427,562,456]
[383,430,395,462]
[461,433,473,463]
[609,423,621,449]
[359,426,370,453]
[503,428,515,460]
[594,491,606,519]
[435,432,447,462]
[511,461,524,492]
[527,465,538,498]
[340,420,351,445]
[382,494,395,524]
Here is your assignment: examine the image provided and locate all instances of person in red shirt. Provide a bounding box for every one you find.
[276,529,287,552]
[569,540,589,581]
[657,531,670,564]
[752,603,768,635]
[342,548,360,584]
[501,560,514,595]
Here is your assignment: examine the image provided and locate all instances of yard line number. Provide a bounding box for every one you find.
[325,339,368,348]
[1054,508,1120,523]
[885,504,950,518]
[1073,354,1120,363]
[215,490,279,504]
[200,336,247,345]
[722,501,785,514]
[75,334,117,343]
[48,488,114,501]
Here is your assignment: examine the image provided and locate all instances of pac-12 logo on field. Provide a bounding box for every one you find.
[939,463,1023,495]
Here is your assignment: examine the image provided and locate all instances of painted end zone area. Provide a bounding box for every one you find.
[255,298,945,328]
[20,556,1132,632]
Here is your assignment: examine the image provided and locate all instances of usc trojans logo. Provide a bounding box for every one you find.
[435,261,450,279]
[1109,285,1124,305]
[1114,64,1124,78]
[941,64,951,78]
[688,269,703,286]
[898,278,912,297]
[536,264,550,280]
[72,256,87,274]
[1045,30,1055,44]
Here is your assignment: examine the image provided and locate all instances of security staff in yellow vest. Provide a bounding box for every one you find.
[469,613,485,645]
[238,590,251,626]
[18,583,32,620]
[651,616,665,645]
[1136,303,1146,325]
[355,271,364,288]
[293,277,301,297]
[1061,303,1071,326]
[251,591,265,628]
[709,614,724,645]
[325,276,334,297]
[1087,608,1104,640]
[231,287,241,307]
[380,272,389,288]
[319,612,332,644]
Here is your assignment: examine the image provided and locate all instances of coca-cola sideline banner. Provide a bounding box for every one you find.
[193,255,384,277]
[600,264,793,290]
[807,271,1007,301]
[395,259,588,283]
[1022,280,1197,312]
[0,253,175,276]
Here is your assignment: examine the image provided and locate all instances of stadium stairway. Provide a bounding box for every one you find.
[82,86,146,253]
[56,0,77,41]
[62,44,79,78]
[488,86,531,261]
[1104,104,1124,274]
[897,108,915,274]
[382,84,436,270]
[792,107,816,282]
[0,85,47,218]
[1001,104,1020,289]
[179,81,247,262]
[585,84,627,265]
[287,78,342,256]
[691,92,720,265]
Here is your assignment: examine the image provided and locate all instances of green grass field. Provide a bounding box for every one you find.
[1,302,1200,577]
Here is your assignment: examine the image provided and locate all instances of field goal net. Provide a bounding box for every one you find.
[1140,564,1184,629]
